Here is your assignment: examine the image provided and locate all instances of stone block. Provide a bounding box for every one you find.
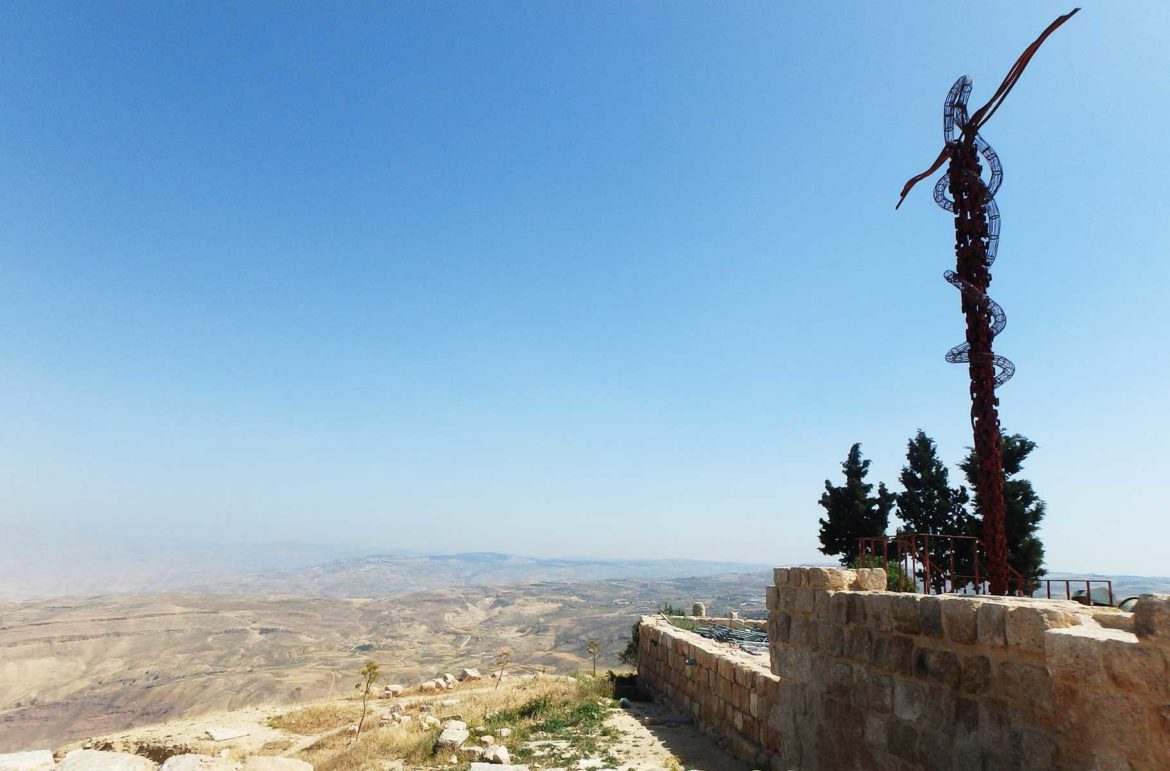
[940,596,979,645]
[863,713,887,750]
[789,616,814,647]
[891,595,923,635]
[830,593,850,626]
[778,587,798,614]
[815,621,844,657]
[58,752,156,771]
[1045,626,1122,689]
[852,666,894,713]
[765,585,778,611]
[854,567,887,592]
[794,588,815,616]
[919,595,944,638]
[976,601,1007,647]
[921,685,958,732]
[773,567,789,587]
[894,678,926,721]
[913,646,960,687]
[847,593,868,625]
[844,626,873,663]
[867,594,896,633]
[959,653,991,694]
[1134,593,1170,642]
[788,567,808,586]
[812,589,832,618]
[0,751,55,771]
[886,718,919,762]
[1005,605,1079,655]
[997,660,1052,716]
[875,634,914,675]
[1102,637,1168,696]
[807,567,855,590]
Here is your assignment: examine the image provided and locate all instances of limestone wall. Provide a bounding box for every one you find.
[636,616,780,766]
[638,568,1170,770]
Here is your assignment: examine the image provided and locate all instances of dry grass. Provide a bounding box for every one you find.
[291,674,616,771]
[268,702,365,735]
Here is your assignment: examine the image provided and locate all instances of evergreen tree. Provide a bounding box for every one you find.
[960,433,1047,591]
[817,443,895,565]
[895,430,972,591]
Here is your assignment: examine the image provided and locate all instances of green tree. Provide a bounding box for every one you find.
[619,622,640,666]
[352,660,380,739]
[960,433,1047,591]
[895,430,972,591]
[817,443,895,565]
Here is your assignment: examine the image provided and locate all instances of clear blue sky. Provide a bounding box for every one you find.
[2,2,1167,575]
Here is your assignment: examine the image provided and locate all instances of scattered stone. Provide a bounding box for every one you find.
[380,762,404,771]
[0,751,56,771]
[480,745,511,765]
[436,724,470,749]
[58,750,156,771]
[381,684,404,697]
[458,668,482,681]
[420,682,437,692]
[478,735,495,747]
[204,728,250,742]
[440,699,459,707]
[424,715,442,728]
[497,728,512,738]
[441,719,467,730]
[396,715,412,726]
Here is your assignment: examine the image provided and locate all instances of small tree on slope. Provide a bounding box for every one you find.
[817,443,895,565]
[896,430,972,591]
[960,432,1047,591]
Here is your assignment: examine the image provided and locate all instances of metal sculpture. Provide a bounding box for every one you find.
[897,9,1078,595]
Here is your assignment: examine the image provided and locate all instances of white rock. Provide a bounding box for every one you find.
[458,668,482,681]
[158,757,229,771]
[441,720,467,731]
[240,760,313,771]
[481,745,510,765]
[420,682,437,692]
[383,684,404,697]
[424,715,442,727]
[497,728,512,738]
[0,751,56,771]
[58,750,156,771]
[396,715,412,726]
[440,699,459,707]
[478,735,495,747]
[436,726,470,749]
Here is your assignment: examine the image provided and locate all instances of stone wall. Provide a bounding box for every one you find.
[636,616,780,765]
[638,568,1170,770]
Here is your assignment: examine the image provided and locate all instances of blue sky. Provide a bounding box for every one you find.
[1,2,1167,575]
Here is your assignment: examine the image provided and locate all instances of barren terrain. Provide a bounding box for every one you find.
[0,572,767,751]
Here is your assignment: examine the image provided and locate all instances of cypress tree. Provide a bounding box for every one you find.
[895,430,972,591]
[960,433,1047,591]
[817,443,895,565]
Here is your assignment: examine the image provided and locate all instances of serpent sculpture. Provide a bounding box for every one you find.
[934,76,1015,389]
[898,9,1078,595]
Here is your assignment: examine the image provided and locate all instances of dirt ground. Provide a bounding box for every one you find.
[601,699,750,771]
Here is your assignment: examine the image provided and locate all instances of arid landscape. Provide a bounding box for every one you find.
[0,552,769,752]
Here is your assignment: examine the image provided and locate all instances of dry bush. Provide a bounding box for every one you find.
[269,703,365,735]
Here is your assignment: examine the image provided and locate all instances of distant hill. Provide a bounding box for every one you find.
[199,552,772,597]
[0,534,769,601]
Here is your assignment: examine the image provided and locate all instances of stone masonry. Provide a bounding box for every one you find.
[637,567,1170,770]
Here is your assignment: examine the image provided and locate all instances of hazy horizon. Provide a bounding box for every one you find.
[4,3,1169,578]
